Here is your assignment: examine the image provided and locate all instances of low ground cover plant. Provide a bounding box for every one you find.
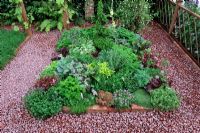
[24,1,180,119]
[24,89,62,119]
[0,29,25,69]
[150,86,180,111]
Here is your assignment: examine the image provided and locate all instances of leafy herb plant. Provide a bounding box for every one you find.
[150,86,180,111]
[113,89,134,109]
[24,89,62,119]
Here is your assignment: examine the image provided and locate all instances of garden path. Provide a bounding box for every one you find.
[0,23,199,132]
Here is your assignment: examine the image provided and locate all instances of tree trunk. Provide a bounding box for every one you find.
[20,1,32,36]
[62,2,69,30]
[63,9,69,30]
[85,0,94,20]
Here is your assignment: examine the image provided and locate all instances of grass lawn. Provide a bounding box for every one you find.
[133,89,153,108]
[0,29,25,69]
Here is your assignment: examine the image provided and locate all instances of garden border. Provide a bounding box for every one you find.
[16,35,32,54]
[62,104,151,114]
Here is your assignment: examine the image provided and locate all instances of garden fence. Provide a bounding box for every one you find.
[154,0,200,65]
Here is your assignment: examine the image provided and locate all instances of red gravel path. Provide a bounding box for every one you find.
[0,23,200,132]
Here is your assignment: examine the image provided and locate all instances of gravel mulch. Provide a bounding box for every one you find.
[0,23,200,133]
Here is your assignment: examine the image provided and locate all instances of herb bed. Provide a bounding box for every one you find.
[24,25,180,119]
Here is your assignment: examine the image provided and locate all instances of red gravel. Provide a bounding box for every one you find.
[0,23,200,132]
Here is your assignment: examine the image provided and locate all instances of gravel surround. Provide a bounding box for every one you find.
[0,23,200,132]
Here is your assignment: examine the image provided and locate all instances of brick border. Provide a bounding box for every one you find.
[62,104,151,114]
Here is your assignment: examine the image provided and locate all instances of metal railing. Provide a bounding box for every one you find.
[155,0,200,65]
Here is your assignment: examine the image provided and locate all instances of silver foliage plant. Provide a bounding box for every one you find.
[56,56,91,90]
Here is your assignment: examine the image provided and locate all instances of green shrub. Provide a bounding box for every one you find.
[117,0,152,32]
[55,76,86,106]
[72,53,95,64]
[93,73,123,93]
[97,45,141,92]
[69,38,96,55]
[96,0,108,26]
[87,62,115,77]
[113,89,134,109]
[150,86,180,111]
[95,0,108,34]
[133,89,152,108]
[56,31,72,50]
[56,27,85,50]
[114,67,138,92]
[24,89,62,119]
[88,61,121,92]
[93,37,115,50]
[106,27,151,54]
[134,69,152,88]
[115,27,140,44]
[40,61,58,78]
[132,68,161,89]
[90,63,141,93]
[99,45,139,71]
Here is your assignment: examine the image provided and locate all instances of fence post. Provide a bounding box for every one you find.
[169,0,183,34]
[20,1,32,36]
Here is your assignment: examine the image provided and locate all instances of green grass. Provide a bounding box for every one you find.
[0,29,25,69]
[133,89,153,108]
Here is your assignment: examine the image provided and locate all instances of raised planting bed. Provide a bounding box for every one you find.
[24,25,180,119]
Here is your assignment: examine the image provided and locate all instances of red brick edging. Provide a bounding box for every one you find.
[62,104,151,114]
